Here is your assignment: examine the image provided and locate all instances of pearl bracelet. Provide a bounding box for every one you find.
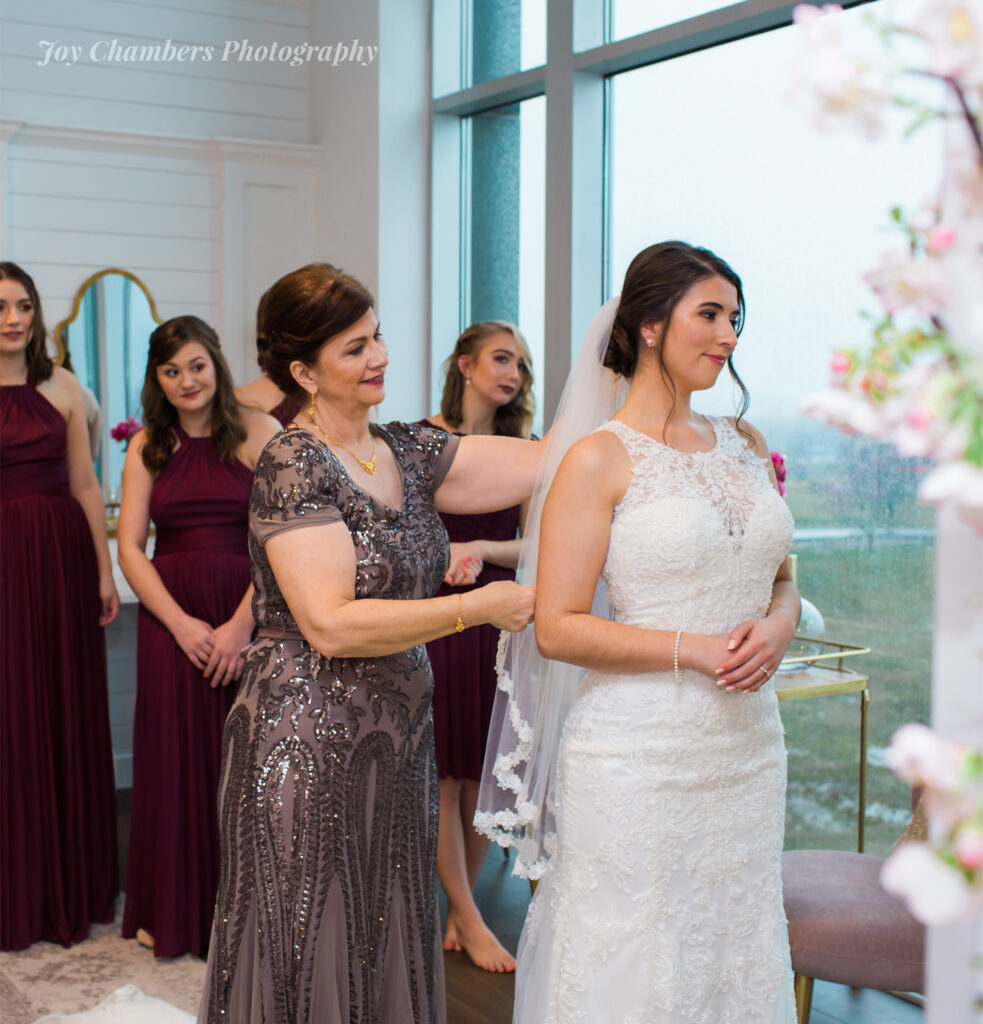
[673,629,682,685]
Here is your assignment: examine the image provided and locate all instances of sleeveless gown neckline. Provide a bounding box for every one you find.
[512,414,798,1024]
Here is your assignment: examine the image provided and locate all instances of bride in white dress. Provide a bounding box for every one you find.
[476,241,800,1023]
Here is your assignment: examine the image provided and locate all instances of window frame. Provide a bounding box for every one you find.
[430,0,875,420]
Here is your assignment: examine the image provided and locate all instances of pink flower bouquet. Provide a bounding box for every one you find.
[110,417,142,444]
[880,724,983,924]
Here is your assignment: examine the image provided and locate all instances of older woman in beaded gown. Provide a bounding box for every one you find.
[198,264,543,1024]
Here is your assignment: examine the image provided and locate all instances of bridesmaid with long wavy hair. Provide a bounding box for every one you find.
[421,321,534,972]
[118,316,278,958]
[0,261,120,950]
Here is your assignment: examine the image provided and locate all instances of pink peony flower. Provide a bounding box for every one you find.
[954,827,983,871]
[829,351,854,380]
[881,841,979,924]
[926,223,957,253]
[110,417,142,444]
[886,723,966,790]
[770,451,788,497]
[863,251,949,317]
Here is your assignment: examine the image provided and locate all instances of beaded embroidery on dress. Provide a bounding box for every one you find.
[512,416,797,1024]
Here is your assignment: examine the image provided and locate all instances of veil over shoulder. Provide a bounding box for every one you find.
[474,297,628,878]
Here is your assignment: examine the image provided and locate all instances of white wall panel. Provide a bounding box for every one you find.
[10,195,215,239]
[1,0,433,787]
[219,141,318,382]
[9,155,216,206]
[2,0,311,143]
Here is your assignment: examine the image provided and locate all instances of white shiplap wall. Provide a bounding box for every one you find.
[2,0,431,785]
[5,126,222,332]
[1,0,328,784]
[1,0,310,142]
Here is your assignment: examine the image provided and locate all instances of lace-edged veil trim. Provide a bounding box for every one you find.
[474,297,627,878]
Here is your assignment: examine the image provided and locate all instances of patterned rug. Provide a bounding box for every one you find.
[0,901,205,1023]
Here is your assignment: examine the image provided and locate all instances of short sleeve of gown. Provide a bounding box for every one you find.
[250,430,345,546]
[386,421,461,493]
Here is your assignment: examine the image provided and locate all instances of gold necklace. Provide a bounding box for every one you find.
[307,406,377,474]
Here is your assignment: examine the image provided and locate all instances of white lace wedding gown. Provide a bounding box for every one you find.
[514,417,797,1024]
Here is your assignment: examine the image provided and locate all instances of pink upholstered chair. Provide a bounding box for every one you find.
[782,848,925,1022]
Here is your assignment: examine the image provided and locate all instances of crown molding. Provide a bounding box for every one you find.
[5,120,320,167]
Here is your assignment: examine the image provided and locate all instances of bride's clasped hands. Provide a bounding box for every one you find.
[685,610,798,693]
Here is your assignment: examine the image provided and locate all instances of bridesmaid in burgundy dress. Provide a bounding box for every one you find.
[117,316,278,958]
[235,287,302,427]
[234,373,300,427]
[421,321,535,973]
[0,262,120,951]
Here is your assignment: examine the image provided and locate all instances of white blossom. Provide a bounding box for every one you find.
[881,842,980,924]
[914,0,983,83]
[788,4,889,138]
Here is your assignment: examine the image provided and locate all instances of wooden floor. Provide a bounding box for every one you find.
[443,850,923,1024]
[117,791,923,1024]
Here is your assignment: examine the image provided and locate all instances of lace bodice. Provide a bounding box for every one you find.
[512,416,798,1024]
[600,416,794,636]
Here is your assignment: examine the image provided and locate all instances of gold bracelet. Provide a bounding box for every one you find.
[455,593,465,633]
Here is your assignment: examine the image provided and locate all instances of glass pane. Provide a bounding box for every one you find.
[609,0,731,41]
[607,4,942,855]
[460,95,545,435]
[469,0,546,87]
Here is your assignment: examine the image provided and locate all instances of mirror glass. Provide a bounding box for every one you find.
[56,270,160,499]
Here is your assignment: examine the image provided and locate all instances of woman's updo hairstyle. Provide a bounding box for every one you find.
[257,263,375,400]
[604,240,745,379]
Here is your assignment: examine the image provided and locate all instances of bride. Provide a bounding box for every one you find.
[476,241,800,1023]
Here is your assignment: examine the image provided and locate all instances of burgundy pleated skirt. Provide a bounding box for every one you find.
[121,547,247,958]
[0,491,119,950]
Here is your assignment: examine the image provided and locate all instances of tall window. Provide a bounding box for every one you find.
[457,98,545,432]
[607,0,733,42]
[433,0,927,855]
[607,6,940,853]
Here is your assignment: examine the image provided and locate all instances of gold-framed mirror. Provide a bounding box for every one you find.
[54,268,162,500]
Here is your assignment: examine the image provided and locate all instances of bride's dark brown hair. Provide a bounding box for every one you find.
[604,241,750,438]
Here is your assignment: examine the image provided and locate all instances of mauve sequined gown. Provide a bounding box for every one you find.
[199,421,458,1024]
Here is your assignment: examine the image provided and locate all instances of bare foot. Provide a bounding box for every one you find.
[449,915,516,973]
[442,921,462,952]
[135,928,154,950]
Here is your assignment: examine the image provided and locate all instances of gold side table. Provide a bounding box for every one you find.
[776,638,871,852]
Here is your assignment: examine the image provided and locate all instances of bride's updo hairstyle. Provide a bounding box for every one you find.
[257,263,376,401]
[604,240,750,431]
